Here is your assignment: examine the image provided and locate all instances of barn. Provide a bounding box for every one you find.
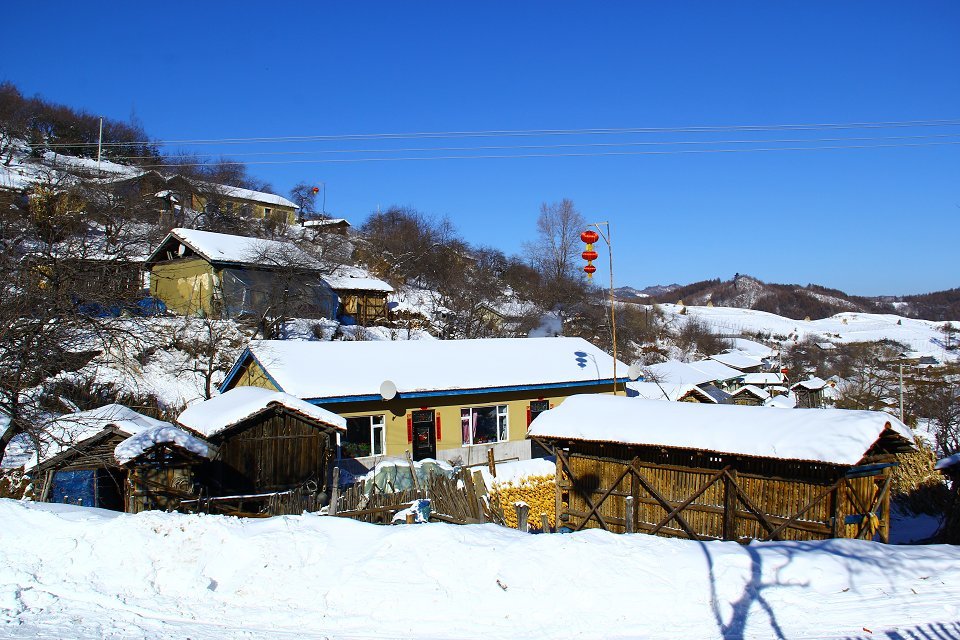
[174,387,346,512]
[528,395,915,543]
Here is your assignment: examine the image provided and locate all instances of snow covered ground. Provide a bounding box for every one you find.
[654,304,958,361]
[2,499,959,639]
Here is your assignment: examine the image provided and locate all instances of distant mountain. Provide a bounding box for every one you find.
[614,284,680,302]
[616,275,960,321]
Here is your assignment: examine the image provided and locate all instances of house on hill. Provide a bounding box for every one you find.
[144,228,392,324]
[710,350,766,373]
[108,171,299,228]
[219,337,628,469]
[645,359,743,391]
[528,395,914,542]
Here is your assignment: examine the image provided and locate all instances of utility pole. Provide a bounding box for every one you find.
[96,117,103,174]
[583,222,619,395]
[899,363,904,421]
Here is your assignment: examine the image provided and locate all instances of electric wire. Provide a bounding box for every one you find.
[127,139,960,168]
[109,132,960,162]
[36,118,960,149]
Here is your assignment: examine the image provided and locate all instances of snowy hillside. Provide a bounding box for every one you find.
[2,500,960,639]
[653,303,958,361]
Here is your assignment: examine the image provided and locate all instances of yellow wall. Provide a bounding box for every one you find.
[149,258,218,316]
[228,358,616,457]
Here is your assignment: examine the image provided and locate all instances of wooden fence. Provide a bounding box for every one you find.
[555,449,893,542]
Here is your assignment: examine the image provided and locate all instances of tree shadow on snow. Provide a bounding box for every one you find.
[696,537,950,640]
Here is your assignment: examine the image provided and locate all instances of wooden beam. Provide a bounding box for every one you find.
[649,467,728,537]
[631,462,700,540]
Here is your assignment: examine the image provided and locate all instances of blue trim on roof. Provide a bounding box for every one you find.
[303,378,630,405]
[219,348,286,394]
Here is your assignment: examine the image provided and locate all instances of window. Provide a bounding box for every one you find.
[263,206,272,218]
[461,405,508,445]
[528,400,550,426]
[343,415,385,458]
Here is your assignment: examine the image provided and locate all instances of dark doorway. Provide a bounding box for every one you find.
[411,409,436,461]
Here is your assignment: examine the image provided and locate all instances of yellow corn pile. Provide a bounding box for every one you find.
[490,474,556,530]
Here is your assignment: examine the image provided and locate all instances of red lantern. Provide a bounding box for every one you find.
[580,230,599,244]
[582,250,598,261]
[311,186,320,195]
[583,264,597,275]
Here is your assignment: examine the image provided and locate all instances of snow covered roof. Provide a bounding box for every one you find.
[742,373,785,386]
[147,228,323,270]
[302,218,350,227]
[710,351,764,371]
[729,338,776,358]
[35,405,173,467]
[228,337,628,401]
[323,264,393,293]
[212,184,297,209]
[114,425,215,465]
[627,382,719,403]
[732,385,770,400]
[528,394,914,465]
[792,377,829,391]
[177,387,346,438]
[645,359,743,386]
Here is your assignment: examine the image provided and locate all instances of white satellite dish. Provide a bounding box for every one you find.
[627,362,643,381]
[379,380,398,401]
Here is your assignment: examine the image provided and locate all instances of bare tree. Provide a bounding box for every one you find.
[528,199,586,283]
[0,174,152,464]
[523,198,589,312]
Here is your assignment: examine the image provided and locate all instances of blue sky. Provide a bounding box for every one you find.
[3,1,958,295]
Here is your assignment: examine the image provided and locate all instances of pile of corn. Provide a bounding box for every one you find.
[490,474,556,530]
[892,436,950,515]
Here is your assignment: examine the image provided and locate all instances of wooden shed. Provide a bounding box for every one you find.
[730,385,770,406]
[114,425,216,513]
[792,377,829,409]
[29,405,175,510]
[176,387,347,500]
[528,395,915,543]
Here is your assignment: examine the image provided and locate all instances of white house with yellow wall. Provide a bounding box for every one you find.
[220,337,628,470]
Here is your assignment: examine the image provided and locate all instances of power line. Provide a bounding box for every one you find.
[132,139,960,168]
[111,132,960,162]
[37,118,960,149]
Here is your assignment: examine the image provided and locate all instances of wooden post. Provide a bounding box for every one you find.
[405,512,415,525]
[405,451,421,494]
[830,481,841,539]
[540,512,551,533]
[472,470,488,521]
[515,503,530,532]
[624,496,635,533]
[487,448,496,478]
[723,469,738,541]
[329,467,340,515]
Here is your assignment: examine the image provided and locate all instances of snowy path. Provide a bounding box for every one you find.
[1,500,959,639]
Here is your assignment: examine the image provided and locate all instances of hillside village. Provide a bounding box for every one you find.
[2,39,960,639]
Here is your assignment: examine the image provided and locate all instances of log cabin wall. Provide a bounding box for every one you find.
[211,410,333,495]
